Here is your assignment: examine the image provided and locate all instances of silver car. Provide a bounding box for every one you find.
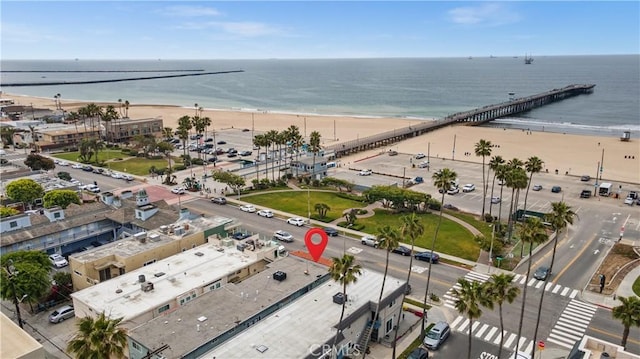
[49,305,74,323]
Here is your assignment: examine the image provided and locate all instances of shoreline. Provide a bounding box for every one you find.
[2,92,639,184]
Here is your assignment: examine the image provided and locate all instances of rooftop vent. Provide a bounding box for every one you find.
[194,252,204,257]
[159,225,168,233]
[273,271,287,282]
[138,275,146,283]
[154,272,166,277]
[141,281,154,292]
[256,345,268,353]
[333,292,347,305]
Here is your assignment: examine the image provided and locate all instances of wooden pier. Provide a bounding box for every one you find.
[325,84,595,158]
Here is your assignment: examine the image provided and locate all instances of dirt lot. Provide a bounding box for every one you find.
[588,243,640,295]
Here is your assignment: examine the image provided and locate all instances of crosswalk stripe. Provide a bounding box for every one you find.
[516,337,528,351]
[451,316,465,328]
[504,333,517,348]
[561,287,570,296]
[557,317,588,329]
[493,330,505,345]
[476,323,489,338]
[518,276,527,285]
[569,289,579,299]
[528,278,537,286]
[559,314,590,327]
[560,311,591,326]
[569,299,598,312]
[550,328,582,342]
[534,281,544,289]
[544,282,554,291]
[547,336,573,349]
[485,326,498,342]
[563,307,592,320]
[554,321,586,336]
[552,284,562,294]
[523,341,534,355]
[459,318,470,332]
[444,302,455,309]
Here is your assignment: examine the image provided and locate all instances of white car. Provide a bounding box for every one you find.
[49,254,68,268]
[85,184,100,193]
[462,184,475,192]
[361,235,380,248]
[122,174,134,181]
[57,160,69,166]
[415,153,426,159]
[240,205,256,213]
[358,169,372,176]
[624,196,634,205]
[257,209,274,218]
[447,187,460,195]
[273,230,294,242]
[287,217,305,226]
[171,187,186,194]
[417,161,430,168]
[111,172,123,179]
[491,196,501,204]
[71,163,83,169]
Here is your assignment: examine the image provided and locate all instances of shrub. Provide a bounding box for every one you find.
[121,148,131,154]
[149,155,163,160]
[173,165,187,171]
[192,158,204,165]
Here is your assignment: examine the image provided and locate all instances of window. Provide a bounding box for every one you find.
[207,280,221,292]
[54,212,61,218]
[131,341,142,351]
[74,270,83,277]
[99,268,112,281]
[389,299,395,308]
[386,318,393,334]
[119,268,126,275]
[9,221,17,228]
[158,304,170,313]
[143,259,156,266]
[179,292,196,306]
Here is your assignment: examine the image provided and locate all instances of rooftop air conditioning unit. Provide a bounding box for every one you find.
[273,271,287,282]
[333,292,347,305]
[174,226,184,236]
[141,281,154,292]
[159,225,168,233]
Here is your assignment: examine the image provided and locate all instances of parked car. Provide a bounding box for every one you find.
[211,197,227,205]
[551,186,562,193]
[49,254,68,268]
[392,246,412,256]
[273,230,294,242]
[491,196,501,204]
[417,161,430,168]
[257,209,274,218]
[231,232,252,240]
[287,217,305,226]
[388,150,398,156]
[443,204,459,211]
[358,169,372,176]
[71,163,83,169]
[580,190,592,199]
[323,227,339,236]
[533,266,550,280]
[415,153,426,159]
[415,251,440,263]
[49,305,75,323]
[240,205,256,213]
[207,157,218,163]
[624,196,634,205]
[407,347,429,359]
[423,321,450,350]
[532,184,543,191]
[462,184,475,192]
[217,140,226,145]
[57,160,69,166]
[85,184,100,193]
[446,187,459,195]
[580,175,591,181]
[171,187,185,194]
[82,165,93,172]
[361,235,379,248]
[239,150,252,156]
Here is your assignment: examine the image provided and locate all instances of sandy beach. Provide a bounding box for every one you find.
[4,93,639,185]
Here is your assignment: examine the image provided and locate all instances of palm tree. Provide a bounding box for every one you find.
[264,130,279,181]
[488,155,505,218]
[177,115,192,157]
[531,201,577,356]
[163,127,173,140]
[474,139,492,219]
[308,131,322,182]
[253,134,265,182]
[123,100,130,118]
[101,105,119,144]
[513,217,548,356]
[329,254,362,357]
[484,273,520,359]
[362,225,401,359]
[521,156,544,217]
[612,296,640,349]
[451,279,488,359]
[67,312,128,359]
[505,164,528,242]
[495,164,508,224]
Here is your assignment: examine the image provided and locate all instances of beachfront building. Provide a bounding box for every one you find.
[36,125,100,151]
[567,335,640,359]
[70,236,288,327]
[69,214,235,290]
[200,268,407,359]
[0,312,45,359]
[290,152,329,180]
[103,117,163,143]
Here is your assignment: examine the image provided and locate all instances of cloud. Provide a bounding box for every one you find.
[158,5,221,17]
[176,21,284,37]
[0,23,64,43]
[448,3,521,26]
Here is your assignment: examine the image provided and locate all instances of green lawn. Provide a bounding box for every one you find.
[243,191,366,222]
[357,209,480,261]
[54,150,178,176]
[632,275,640,297]
[53,150,128,163]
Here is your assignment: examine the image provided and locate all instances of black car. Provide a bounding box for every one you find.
[323,227,339,236]
[217,140,226,145]
[580,175,591,182]
[580,190,592,198]
[239,150,252,156]
[415,251,440,263]
[227,153,237,158]
[534,266,550,280]
[443,204,459,211]
[231,232,251,240]
[551,186,562,193]
[392,246,412,256]
[208,157,218,163]
[211,197,227,205]
[407,347,429,359]
[82,165,93,172]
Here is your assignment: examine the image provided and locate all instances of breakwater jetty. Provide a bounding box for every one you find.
[325,84,595,158]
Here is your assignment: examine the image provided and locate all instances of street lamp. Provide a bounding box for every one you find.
[4,259,25,329]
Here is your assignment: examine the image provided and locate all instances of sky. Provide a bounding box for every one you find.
[1,1,639,59]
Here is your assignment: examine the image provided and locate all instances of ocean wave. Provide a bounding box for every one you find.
[494,117,640,132]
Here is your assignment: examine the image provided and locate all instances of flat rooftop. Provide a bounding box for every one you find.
[70,216,233,262]
[128,256,329,356]
[71,239,283,321]
[203,268,405,359]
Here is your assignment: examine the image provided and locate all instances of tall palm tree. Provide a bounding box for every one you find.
[451,279,488,359]
[495,164,509,224]
[612,296,640,349]
[505,165,528,242]
[474,139,492,219]
[67,312,128,359]
[101,105,119,144]
[308,131,322,182]
[362,225,401,359]
[177,115,192,157]
[253,134,265,182]
[521,156,544,216]
[488,155,505,218]
[123,100,130,118]
[531,201,577,356]
[329,254,362,357]
[484,273,520,359]
[288,125,303,176]
[163,127,173,140]
[513,217,548,356]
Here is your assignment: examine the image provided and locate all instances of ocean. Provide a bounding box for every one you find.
[1,55,638,137]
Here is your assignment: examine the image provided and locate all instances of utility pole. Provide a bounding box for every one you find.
[452,134,456,160]
[5,260,25,329]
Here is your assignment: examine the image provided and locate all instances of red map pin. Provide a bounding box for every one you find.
[304,228,329,262]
